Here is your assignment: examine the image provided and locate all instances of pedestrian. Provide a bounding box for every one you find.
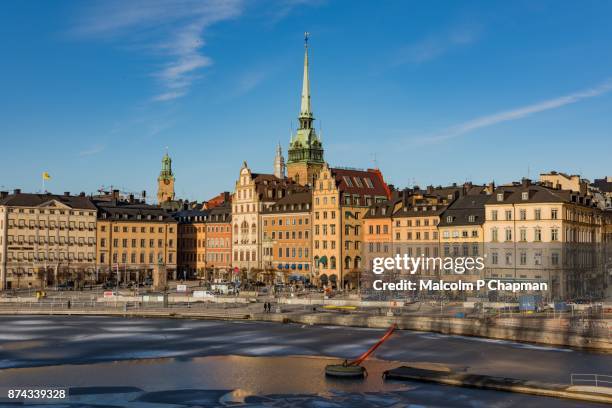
[263,302,267,313]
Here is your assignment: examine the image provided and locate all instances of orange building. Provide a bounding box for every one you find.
[205,202,232,280]
[262,191,312,283]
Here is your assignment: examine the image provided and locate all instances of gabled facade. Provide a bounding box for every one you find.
[312,164,391,288]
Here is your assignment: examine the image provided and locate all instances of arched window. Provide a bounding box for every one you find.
[241,221,248,235]
[344,256,352,269]
[251,223,256,235]
[354,256,361,269]
[330,256,336,269]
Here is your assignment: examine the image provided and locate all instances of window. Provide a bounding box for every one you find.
[534,209,541,220]
[551,228,559,241]
[505,210,512,221]
[551,209,558,220]
[491,210,498,221]
[521,192,529,200]
[496,193,504,202]
[534,228,542,241]
[520,209,526,220]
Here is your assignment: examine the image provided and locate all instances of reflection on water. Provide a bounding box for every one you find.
[0,355,606,407]
[0,355,405,397]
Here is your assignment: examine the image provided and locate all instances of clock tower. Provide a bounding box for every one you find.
[157,150,175,203]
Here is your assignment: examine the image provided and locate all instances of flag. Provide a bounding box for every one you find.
[42,172,51,180]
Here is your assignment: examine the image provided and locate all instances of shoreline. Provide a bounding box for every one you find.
[0,308,609,353]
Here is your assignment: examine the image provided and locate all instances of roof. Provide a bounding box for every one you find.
[363,199,398,219]
[486,182,597,207]
[393,204,447,218]
[593,178,612,193]
[0,192,97,210]
[252,173,308,202]
[208,202,232,222]
[262,191,312,214]
[172,209,209,224]
[330,167,391,198]
[438,194,489,227]
[95,200,177,222]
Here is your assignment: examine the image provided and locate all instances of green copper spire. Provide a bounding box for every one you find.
[300,32,312,120]
[159,149,174,181]
[288,32,324,166]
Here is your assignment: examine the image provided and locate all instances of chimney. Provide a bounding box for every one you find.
[129,194,135,204]
[427,185,434,194]
[0,191,8,199]
[522,178,531,187]
[13,189,21,195]
[79,192,85,197]
[484,182,495,195]
[112,189,120,200]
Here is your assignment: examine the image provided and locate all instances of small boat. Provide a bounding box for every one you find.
[324,324,397,378]
[325,363,366,378]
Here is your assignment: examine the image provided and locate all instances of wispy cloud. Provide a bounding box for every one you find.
[71,0,244,102]
[78,144,105,157]
[394,24,481,65]
[417,79,612,144]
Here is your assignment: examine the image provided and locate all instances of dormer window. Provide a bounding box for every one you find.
[468,215,476,222]
[521,192,529,201]
[496,193,504,202]
[446,216,453,223]
[381,208,386,215]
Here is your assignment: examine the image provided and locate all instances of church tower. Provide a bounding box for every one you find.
[273,142,286,179]
[157,150,175,203]
[286,32,324,186]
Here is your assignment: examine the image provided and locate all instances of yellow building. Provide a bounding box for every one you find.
[174,209,207,280]
[0,190,97,290]
[95,197,177,283]
[312,164,390,289]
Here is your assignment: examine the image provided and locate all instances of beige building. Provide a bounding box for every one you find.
[232,162,302,276]
[312,164,390,288]
[483,179,604,299]
[0,190,97,290]
[539,171,588,195]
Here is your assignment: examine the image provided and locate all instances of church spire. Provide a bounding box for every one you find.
[299,32,313,129]
[274,142,286,179]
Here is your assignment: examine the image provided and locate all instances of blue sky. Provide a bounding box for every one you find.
[1,0,611,202]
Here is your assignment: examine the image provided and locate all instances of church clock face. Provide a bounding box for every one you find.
[163,179,171,185]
